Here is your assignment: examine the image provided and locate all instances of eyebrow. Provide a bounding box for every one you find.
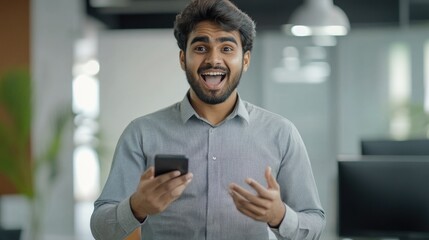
[190,36,238,45]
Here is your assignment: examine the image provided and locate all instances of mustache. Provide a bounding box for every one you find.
[197,64,229,74]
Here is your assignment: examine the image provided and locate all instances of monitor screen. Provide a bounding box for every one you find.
[338,156,429,239]
[361,139,429,155]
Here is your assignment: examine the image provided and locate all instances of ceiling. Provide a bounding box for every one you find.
[86,0,429,31]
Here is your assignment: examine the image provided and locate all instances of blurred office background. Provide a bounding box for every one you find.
[1,0,429,239]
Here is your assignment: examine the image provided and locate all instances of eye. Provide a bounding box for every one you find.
[194,46,207,53]
[223,46,233,52]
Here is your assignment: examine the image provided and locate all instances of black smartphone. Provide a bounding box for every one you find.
[154,154,189,177]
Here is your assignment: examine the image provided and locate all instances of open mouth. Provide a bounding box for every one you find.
[201,71,227,88]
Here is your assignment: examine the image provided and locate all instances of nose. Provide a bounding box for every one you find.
[205,50,222,66]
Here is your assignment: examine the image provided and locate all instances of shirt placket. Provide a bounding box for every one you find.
[206,127,221,240]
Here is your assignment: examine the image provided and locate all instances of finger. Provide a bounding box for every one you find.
[140,167,155,181]
[158,173,193,204]
[265,166,279,190]
[156,173,193,193]
[136,167,158,194]
[229,183,270,208]
[230,190,268,220]
[236,205,265,222]
[229,183,255,200]
[153,170,182,188]
[139,170,182,199]
[149,174,192,213]
[244,178,273,200]
[161,182,187,200]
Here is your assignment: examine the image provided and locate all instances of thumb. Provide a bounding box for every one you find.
[265,166,279,190]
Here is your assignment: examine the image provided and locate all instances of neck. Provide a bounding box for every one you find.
[189,90,238,125]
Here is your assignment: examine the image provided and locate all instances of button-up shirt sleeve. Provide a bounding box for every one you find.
[269,122,325,239]
[90,120,145,240]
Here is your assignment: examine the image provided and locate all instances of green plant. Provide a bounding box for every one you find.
[408,103,429,138]
[0,70,33,198]
[390,101,429,139]
[0,69,71,196]
[0,69,72,240]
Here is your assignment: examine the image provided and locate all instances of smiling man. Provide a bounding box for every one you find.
[90,0,325,240]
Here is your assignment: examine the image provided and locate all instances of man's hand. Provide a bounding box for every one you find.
[130,167,193,222]
[229,166,286,227]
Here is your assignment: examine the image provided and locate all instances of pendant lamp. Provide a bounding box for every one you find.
[285,0,350,36]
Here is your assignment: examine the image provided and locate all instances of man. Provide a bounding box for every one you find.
[90,0,325,239]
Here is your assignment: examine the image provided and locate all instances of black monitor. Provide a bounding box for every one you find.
[0,229,21,240]
[361,139,429,155]
[338,156,429,240]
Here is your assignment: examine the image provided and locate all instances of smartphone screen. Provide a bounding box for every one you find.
[154,154,189,177]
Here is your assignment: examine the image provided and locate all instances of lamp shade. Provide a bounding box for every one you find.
[287,0,350,36]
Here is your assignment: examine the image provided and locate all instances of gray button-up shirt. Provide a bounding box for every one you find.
[91,94,325,240]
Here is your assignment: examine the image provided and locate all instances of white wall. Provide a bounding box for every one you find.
[31,0,82,239]
[98,29,189,184]
[337,26,429,155]
[257,33,337,240]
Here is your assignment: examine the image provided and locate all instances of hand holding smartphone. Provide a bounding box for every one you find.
[154,154,189,177]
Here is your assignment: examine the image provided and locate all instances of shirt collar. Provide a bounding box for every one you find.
[180,93,197,123]
[180,92,250,124]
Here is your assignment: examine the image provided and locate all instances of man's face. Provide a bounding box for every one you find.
[180,21,251,105]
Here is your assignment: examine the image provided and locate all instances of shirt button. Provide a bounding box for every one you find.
[212,156,217,161]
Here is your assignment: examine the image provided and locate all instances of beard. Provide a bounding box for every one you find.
[184,62,243,105]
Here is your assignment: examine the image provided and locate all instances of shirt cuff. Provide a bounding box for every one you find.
[270,204,299,238]
[117,196,144,234]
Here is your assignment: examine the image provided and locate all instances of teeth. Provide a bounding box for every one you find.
[201,72,225,76]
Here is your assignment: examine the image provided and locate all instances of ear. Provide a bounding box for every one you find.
[179,50,186,71]
[242,51,251,72]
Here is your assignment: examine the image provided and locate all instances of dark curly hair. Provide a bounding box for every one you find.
[174,0,256,53]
